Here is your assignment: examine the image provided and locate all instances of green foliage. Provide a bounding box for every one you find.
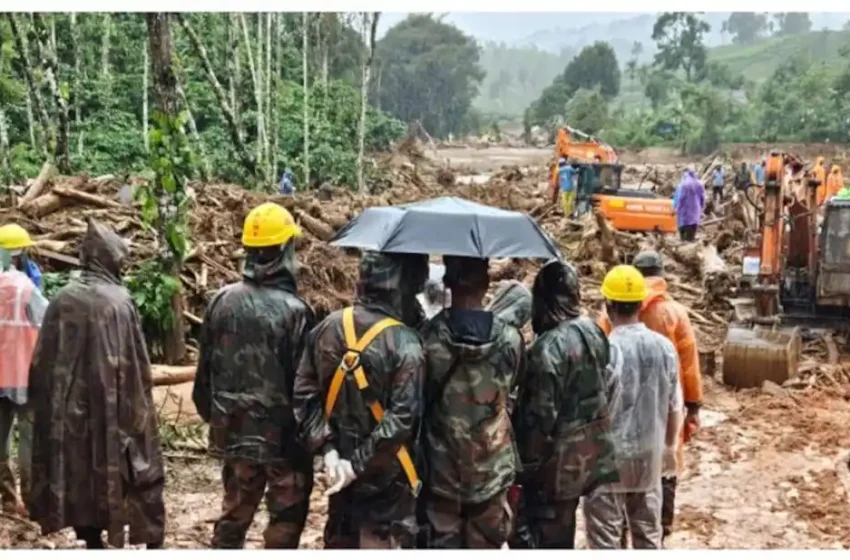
[41,271,71,300]
[563,89,609,135]
[652,12,711,82]
[526,41,620,132]
[276,80,404,187]
[139,110,195,269]
[723,13,768,45]
[125,261,182,358]
[375,14,484,138]
[774,13,812,37]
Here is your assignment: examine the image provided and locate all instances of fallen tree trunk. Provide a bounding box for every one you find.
[151,364,196,386]
[295,209,334,241]
[52,186,124,208]
[19,161,55,206]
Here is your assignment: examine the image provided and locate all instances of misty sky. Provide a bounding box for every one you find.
[376,12,850,48]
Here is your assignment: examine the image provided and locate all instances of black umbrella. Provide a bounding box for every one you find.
[329,196,562,260]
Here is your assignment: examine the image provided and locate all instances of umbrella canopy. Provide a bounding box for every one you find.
[330,197,562,260]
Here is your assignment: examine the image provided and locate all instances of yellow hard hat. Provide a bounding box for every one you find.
[601,264,648,303]
[0,224,34,252]
[241,202,302,248]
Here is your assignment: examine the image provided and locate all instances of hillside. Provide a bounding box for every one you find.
[478,28,850,119]
[709,29,850,82]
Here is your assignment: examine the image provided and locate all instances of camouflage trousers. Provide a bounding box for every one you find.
[324,488,417,549]
[0,399,31,514]
[525,498,580,549]
[423,489,511,549]
[212,458,313,549]
[582,484,663,549]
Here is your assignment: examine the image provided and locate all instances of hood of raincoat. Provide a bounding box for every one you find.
[243,240,298,292]
[79,219,129,285]
[816,157,825,168]
[531,260,581,335]
[640,276,670,312]
[487,280,531,330]
[356,251,428,323]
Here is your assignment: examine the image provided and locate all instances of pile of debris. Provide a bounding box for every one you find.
[2,152,755,353]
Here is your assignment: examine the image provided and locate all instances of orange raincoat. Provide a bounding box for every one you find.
[597,276,702,473]
[813,157,828,206]
[826,165,845,202]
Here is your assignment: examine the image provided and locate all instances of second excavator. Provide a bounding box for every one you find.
[549,126,678,234]
[722,151,850,389]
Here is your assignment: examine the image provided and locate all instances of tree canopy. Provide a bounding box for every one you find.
[374,14,484,138]
[723,12,768,45]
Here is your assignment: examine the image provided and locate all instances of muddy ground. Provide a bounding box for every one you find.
[2,144,849,549]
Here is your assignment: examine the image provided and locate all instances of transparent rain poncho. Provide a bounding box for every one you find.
[601,322,682,493]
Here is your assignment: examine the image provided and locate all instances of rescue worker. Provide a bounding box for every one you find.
[192,202,316,549]
[734,162,750,192]
[597,251,703,542]
[420,256,526,549]
[753,159,765,189]
[0,224,43,290]
[711,165,724,204]
[514,260,619,548]
[813,157,828,206]
[27,219,165,549]
[583,265,682,549]
[826,165,845,202]
[293,251,428,548]
[672,169,705,242]
[558,158,578,218]
[280,168,296,196]
[0,226,48,518]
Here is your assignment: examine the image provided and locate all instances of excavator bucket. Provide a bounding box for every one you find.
[721,326,802,389]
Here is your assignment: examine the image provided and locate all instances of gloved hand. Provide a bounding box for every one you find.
[683,410,701,443]
[322,449,341,487]
[325,459,356,496]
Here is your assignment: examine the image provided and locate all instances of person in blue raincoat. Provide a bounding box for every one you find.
[558,158,578,218]
[279,168,296,196]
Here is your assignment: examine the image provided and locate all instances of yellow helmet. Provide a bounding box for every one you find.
[0,224,35,253]
[601,264,647,303]
[241,202,302,248]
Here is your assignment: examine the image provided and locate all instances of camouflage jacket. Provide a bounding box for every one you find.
[193,243,315,464]
[28,220,165,548]
[293,252,426,503]
[515,315,620,502]
[421,304,526,504]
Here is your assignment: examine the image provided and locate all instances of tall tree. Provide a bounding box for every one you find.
[177,14,258,180]
[302,11,309,187]
[774,13,812,36]
[375,15,483,138]
[6,14,51,158]
[145,12,186,364]
[32,13,71,173]
[723,12,768,45]
[357,12,379,193]
[651,12,711,82]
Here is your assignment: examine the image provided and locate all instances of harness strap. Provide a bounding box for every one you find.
[324,307,422,496]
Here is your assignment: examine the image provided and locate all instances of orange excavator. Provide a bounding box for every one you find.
[549,126,678,234]
[722,150,850,389]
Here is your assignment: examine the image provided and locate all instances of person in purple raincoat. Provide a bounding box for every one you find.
[672,170,705,242]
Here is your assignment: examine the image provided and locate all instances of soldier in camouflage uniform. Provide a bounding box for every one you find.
[420,256,527,549]
[27,219,165,549]
[513,260,620,549]
[193,203,316,549]
[293,251,428,549]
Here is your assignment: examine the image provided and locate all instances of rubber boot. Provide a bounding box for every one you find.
[74,527,105,549]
